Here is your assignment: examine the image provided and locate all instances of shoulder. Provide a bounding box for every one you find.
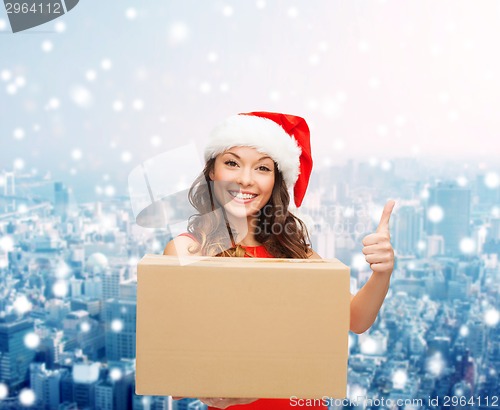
[307,248,322,259]
[163,234,201,256]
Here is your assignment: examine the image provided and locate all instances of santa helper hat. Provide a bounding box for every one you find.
[204,111,313,208]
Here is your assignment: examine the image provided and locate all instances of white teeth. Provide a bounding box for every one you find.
[229,191,257,200]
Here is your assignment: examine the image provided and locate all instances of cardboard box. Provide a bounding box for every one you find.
[135,254,350,399]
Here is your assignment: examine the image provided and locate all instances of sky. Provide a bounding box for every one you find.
[1,0,500,201]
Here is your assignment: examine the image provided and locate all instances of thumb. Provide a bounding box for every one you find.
[376,200,395,233]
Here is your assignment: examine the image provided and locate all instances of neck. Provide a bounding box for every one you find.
[224,213,260,246]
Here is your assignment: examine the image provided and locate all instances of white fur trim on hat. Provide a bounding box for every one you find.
[204,114,302,189]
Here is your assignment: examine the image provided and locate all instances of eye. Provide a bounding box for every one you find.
[258,165,271,172]
[224,160,238,167]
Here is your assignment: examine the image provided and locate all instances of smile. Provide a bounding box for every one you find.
[228,191,258,202]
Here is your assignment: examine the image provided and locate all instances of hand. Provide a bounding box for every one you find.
[198,397,259,409]
[362,200,395,276]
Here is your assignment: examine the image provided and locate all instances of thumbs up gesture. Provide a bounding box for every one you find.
[361,200,396,276]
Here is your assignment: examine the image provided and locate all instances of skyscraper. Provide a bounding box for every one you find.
[393,203,423,256]
[425,181,471,256]
[72,362,100,409]
[476,174,500,205]
[3,171,15,196]
[105,299,136,361]
[95,368,134,410]
[0,316,36,390]
[3,171,16,212]
[30,362,66,410]
[54,182,69,220]
[102,267,127,301]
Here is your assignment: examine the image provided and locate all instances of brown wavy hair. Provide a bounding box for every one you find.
[183,157,313,258]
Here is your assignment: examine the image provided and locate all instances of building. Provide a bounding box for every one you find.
[2,171,16,213]
[0,316,36,390]
[105,299,137,360]
[102,267,127,301]
[425,181,471,256]
[54,182,69,220]
[30,362,66,410]
[393,203,423,256]
[95,369,134,410]
[72,362,100,409]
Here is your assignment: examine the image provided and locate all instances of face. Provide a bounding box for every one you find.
[208,146,275,219]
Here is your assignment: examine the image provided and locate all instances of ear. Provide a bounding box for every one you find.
[209,169,214,180]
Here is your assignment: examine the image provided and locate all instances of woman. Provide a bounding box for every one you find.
[164,111,395,409]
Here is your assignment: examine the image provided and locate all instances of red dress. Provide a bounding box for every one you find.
[177,233,328,410]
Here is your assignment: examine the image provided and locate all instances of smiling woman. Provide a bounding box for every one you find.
[172,113,314,259]
[165,112,328,409]
[164,111,395,409]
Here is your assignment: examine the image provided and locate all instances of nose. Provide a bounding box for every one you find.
[235,167,254,187]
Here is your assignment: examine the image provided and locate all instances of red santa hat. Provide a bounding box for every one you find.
[204,111,313,208]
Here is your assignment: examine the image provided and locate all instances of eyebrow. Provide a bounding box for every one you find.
[224,151,272,162]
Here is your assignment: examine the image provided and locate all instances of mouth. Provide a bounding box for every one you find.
[227,190,258,204]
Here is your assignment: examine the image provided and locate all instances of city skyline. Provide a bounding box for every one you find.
[0,155,499,409]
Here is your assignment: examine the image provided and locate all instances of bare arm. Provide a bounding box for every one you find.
[308,200,396,334]
[163,236,200,256]
[348,270,391,334]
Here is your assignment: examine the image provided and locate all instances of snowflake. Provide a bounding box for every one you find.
[207,52,218,63]
[86,70,97,82]
[392,369,408,389]
[19,389,36,406]
[200,82,211,94]
[24,332,40,349]
[54,21,66,32]
[426,352,445,376]
[110,368,123,381]
[459,237,475,254]
[132,99,144,110]
[113,100,124,112]
[111,319,124,332]
[14,158,25,170]
[168,22,189,46]
[71,149,82,161]
[13,295,32,314]
[427,205,444,223]
[41,40,53,52]
[0,383,8,400]
[484,172,499,189]
[121,152,132,163]
[70,85,93,108]
[101,59,112,70]
[222,5,233,17]
[13,128,25,140]
[360,337,378,354]
[53,281,68,298]
[125,7,137,20]
[484,308,499,327]
[81,322,91,332]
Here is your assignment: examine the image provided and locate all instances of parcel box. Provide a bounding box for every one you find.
[135,254,350,399]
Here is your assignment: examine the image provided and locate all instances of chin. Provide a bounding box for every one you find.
[224,203,260,218]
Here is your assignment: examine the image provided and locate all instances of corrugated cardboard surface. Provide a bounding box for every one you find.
[136,255,350,399]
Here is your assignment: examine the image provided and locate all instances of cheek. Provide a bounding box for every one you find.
[263,179,275,195]
[212,167,231,181]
